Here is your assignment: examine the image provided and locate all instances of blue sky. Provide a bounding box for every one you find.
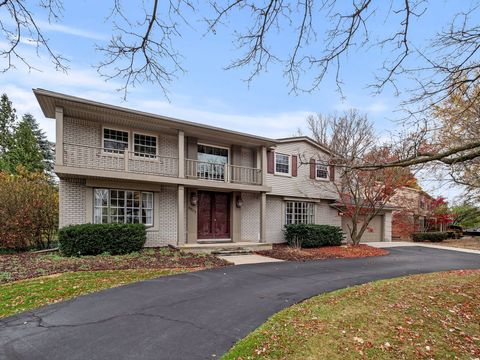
[0,0,473,202]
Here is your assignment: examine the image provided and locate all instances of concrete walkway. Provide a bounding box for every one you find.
[1,247,479,360]
[369,241,480,255]
[218,254,284,265]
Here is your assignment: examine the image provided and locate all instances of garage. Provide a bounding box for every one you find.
[342,215,384,243]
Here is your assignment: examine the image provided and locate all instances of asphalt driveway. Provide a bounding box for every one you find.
[1,246,479,360]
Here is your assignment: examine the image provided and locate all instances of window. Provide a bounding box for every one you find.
[103,128,129,154]
[94,189,153,225]
[275,153,290,174]
[316,163,329,179]
[134,133,157,158]
[197,144,229,181]
[285,201,315,225]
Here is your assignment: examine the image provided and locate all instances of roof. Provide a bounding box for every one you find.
[33,88,278,147]
[276,136,336,155]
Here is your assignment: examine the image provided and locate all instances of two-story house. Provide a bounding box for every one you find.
[34,89,392,249]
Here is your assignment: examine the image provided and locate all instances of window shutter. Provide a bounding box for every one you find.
[292,155,298,177]
[267,151,275,174]
[310,158,316,179]
[329,165,335,181]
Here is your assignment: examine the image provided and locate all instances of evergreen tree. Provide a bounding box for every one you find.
[0,94,17,154]
[21,113,55,173]
[5,115,44,173]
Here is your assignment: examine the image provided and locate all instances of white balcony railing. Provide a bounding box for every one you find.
[62,144,263,186]
[185,159,262,185]
[63,143,179,177]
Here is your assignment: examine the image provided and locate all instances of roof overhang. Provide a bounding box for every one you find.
[276,136,337,156]
[33,88,279,148]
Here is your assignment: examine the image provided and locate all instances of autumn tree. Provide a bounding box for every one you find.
[306,111,414,245]
[451,203,480,229]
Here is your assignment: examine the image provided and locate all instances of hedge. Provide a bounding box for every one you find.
[284,224,344,248]
[58,223,146,256]
[411,231,449,243]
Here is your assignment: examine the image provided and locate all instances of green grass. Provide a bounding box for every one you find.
[0,269,187,318]
[223,270,480,360]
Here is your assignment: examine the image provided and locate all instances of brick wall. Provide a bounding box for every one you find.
[265,195,284,243]
[240,192,260,241]
[59,178,87,227]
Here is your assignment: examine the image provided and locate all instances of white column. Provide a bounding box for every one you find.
[177,185,186,245]
[55,107,64,166]
[383,212,392,242]
[261,146,267,186]
[178,130,185,178]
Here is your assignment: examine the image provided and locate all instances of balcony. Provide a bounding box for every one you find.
[185,159,262,185]
[63,143,179,177]
[61,143,263,186]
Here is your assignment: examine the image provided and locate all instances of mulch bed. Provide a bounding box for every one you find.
[256,244,389,261]
[0,248,230,284]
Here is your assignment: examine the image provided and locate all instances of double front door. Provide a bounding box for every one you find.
[197,191,230,239]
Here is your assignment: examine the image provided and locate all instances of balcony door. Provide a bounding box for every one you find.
[197,144,229,181]
[197,191,230,239]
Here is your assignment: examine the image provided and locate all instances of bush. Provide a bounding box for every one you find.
[284,224,344,248]
[0,169,58,251]
[58,223,146,256]
[411,232,449,243]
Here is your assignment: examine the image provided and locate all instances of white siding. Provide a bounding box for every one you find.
[266,141,338,199]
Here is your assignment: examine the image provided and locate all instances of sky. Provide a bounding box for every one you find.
[0,0,474,203]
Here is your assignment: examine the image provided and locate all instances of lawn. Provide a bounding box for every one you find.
[0,269,187,318]
[223,270,480,360]
[435,236,480,251]
[0,247,229,283]
[255,244,389,261]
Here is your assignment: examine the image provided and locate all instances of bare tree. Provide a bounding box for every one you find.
[2,1,480,173]
[306,111,414,244]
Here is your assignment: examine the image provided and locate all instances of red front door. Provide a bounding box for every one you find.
[197,191,230,239]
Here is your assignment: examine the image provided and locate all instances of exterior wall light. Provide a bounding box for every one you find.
[236,195,244,208]
[190,192,198,206]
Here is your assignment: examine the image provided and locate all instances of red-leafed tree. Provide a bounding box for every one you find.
[307,111,415,244]
[427,196,453,231]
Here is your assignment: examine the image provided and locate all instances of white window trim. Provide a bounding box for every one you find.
[93,188,154,227]
[315,161,330,181]
[274,152,291,177]
[284,201,316,225]
[102,126,130,157]
[133,131,159,161]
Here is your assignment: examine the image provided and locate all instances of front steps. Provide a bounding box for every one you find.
[175,241,272,255]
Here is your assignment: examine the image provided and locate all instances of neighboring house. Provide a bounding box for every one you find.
[390,187,444,241]
[34,89,393,248]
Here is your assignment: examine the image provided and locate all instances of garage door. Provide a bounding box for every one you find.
[342,215,383,243]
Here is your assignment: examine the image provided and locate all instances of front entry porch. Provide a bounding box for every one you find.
[181,187,268,248]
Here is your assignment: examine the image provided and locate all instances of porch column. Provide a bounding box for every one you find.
[261,146,267,186]
[177,185,186,245]
[55,107,64,166]
[260,192,267,242]
[178,130,185,178]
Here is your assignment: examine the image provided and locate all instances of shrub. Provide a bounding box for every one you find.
[58,223,146,256]
[284,224,344,248]
[0,169,58,251]
[411,232,448,243]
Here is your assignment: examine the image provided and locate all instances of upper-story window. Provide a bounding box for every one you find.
[104,128,129,154]
[275,153,290,175]
[316,163,329,180]
[134,133,157,158]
